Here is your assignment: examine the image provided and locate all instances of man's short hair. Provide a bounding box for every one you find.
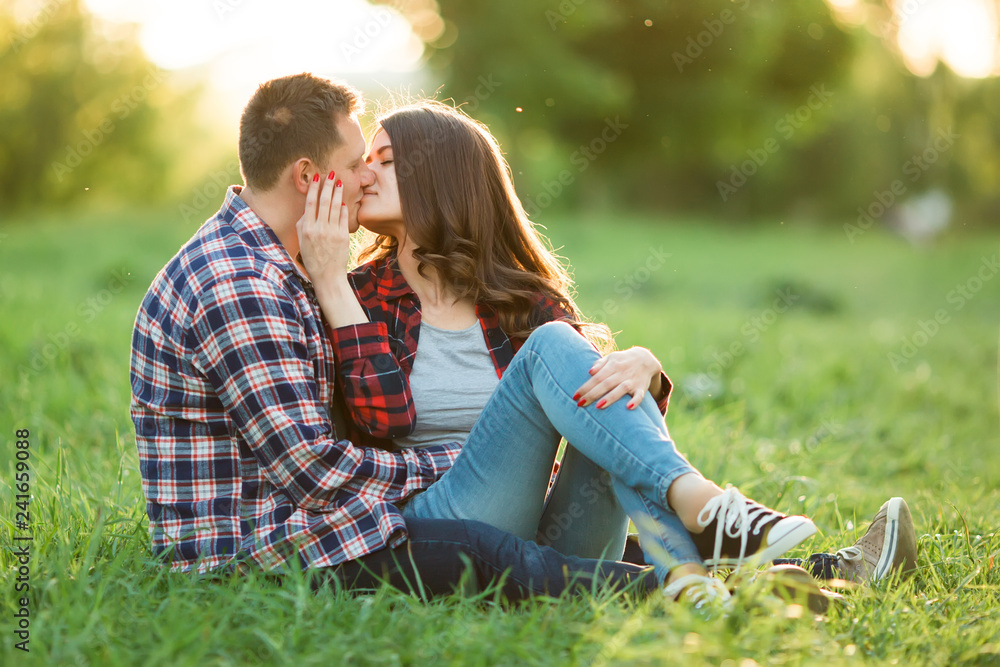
[239,73,362,191]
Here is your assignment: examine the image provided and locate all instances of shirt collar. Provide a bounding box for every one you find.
[218,185,310,283]
[377,252,417,301]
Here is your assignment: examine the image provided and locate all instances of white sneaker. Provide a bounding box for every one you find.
[663,574,732,616]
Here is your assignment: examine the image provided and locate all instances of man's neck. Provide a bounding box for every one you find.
[240,186,303,266]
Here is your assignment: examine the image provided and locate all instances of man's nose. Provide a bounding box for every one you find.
[360,164,375,187]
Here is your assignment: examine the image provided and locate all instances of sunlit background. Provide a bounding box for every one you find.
[3,0,1000,226]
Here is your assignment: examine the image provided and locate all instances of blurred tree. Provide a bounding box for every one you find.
[385,0,1000,225]
[0,0,202,214]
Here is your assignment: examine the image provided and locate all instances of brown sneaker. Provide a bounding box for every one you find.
[836,497,918,583]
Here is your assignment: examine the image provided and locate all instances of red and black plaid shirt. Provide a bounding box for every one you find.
[330,255,671,447]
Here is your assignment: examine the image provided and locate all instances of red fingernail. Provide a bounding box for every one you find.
[572,393,580,401]
[336,180,342,187]
[328,171,336,180]
[627,402,635,410]
[577,399,586,407]
[312,174,320,182]
[342,203,346,207]
[597,399,607,409]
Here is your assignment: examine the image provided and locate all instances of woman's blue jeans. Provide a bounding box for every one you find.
[403,321,702,584]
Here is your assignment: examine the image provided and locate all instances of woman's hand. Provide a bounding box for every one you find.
[573,347,663,411]
[297,171,350,286]
[296,172,368,328]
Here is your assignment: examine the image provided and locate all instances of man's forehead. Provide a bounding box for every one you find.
[330,115,366,163]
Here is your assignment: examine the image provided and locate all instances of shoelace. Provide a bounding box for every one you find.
[696,486,774,565]
[663,574,731,610]
[836,545,863,563]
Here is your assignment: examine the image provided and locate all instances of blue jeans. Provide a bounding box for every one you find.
[327,518,656,600]
[403,321,702,584]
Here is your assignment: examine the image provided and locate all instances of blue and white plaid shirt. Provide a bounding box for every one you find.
[130,186,460,573]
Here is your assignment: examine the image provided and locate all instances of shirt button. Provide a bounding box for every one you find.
[377,335,387,342]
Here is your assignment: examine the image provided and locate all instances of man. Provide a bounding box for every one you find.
[129,73,653,598]
[131,72,916,604]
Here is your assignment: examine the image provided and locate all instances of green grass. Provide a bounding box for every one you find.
[1,208,998,665]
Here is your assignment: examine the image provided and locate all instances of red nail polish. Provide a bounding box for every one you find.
[577,399,586,407]
[312,174,320,182]
[627,403,635,410]
[336,180,342,187]
[328,171,336,180]
[597,399,607,409]
[572,393,580,401]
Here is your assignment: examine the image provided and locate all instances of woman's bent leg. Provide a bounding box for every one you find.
[536,446,629,560]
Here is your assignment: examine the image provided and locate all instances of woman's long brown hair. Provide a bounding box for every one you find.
[359,101,612,350]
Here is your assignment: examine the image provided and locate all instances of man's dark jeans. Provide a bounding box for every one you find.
[323,518,657,601]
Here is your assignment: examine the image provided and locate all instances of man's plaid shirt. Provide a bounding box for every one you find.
[333,255,672,447]
[129,187,460,573]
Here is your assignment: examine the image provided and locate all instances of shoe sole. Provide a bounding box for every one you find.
[706,518,818,569]
[874,497,902,582]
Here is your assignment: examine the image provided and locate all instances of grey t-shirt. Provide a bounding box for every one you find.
[393,320,500,449]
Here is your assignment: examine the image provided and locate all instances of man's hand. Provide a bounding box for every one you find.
[573,347,663,410]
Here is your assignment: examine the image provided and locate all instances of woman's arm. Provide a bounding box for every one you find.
[297,177,417,439]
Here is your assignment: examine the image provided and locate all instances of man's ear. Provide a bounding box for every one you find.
[291,158,318,195]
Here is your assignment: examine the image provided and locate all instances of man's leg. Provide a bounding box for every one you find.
[323,518,656,601]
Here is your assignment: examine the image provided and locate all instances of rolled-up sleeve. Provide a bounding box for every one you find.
[329,320,417,439]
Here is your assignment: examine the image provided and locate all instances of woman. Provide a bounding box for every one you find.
[299,101,817,606]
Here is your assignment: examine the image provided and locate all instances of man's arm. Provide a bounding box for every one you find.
[189,275,457,510]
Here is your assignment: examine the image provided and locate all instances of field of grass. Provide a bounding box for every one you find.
[1,207,998,665]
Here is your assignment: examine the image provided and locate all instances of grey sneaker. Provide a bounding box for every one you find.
[836,497,918,583]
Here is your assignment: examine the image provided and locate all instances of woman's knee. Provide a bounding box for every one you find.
[524,320,583,351]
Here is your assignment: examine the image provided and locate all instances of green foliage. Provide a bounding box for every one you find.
[0,0,202,212]
[406,0,1000,224]
[1,210,998,664]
